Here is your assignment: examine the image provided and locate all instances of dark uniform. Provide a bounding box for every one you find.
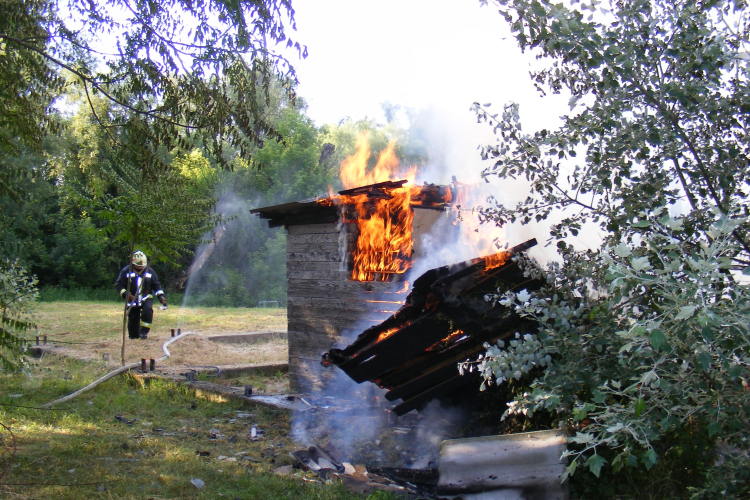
[115,266,166,339]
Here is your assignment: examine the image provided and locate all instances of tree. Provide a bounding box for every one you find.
[475,0,750,258]
[0,0,303,369]
[0,0,303,168]
[468,0,750,496]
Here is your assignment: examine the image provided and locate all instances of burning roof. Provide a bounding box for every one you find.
[251,179,455,283]
[323,238,543,415]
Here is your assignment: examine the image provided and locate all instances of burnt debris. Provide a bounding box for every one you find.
[323,238,544,415]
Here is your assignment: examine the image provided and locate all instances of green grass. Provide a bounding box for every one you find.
[38,287,188,304]
[0,355,395,499]
[29,301,286,341]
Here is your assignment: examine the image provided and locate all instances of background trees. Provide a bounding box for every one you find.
[0,0,305,368]
[470,0,750,496]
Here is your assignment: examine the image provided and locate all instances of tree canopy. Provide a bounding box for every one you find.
[0,0,303,166]
[476,0,750,259]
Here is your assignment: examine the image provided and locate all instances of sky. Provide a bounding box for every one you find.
[288,0,567,131]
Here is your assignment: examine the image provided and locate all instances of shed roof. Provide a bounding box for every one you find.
[251,180,452,229]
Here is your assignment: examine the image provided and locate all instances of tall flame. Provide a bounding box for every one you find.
[338,133,419,282]
[340,133,417,189]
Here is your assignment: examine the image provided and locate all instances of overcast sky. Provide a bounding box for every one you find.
[289,0,567,128]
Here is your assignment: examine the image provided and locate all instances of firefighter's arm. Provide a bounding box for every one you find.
[152,270,167,307]
[115,267,131,301]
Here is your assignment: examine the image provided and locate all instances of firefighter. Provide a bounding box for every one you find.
[115,251,167,340]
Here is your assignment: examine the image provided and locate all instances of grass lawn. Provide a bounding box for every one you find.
[31,302,287,340]
[26,302,289,374]
[0,354,392,499]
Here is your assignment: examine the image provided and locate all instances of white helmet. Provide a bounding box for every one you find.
[132,251,148,268]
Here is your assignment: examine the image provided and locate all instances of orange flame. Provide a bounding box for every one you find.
[338,133,419,282]
[340,133,417,189]
[376,326,401,343]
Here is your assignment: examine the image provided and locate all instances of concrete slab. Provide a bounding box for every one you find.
[438,429,568,500]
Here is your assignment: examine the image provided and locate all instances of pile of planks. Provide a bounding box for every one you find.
[323,239,544,415]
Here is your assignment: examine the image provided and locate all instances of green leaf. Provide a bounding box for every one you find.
[675,305,698,320]
[631,256,652,272]
[698,351,711,371]
[649,329,667,351]
[743,267,750,276]
[562,459,578,482]
[643,449,658,470]
[585,454,607,477]
[569,432,595,444]
[707,421,722,436]
[631,220,651,228]
[614,242,631,257]
[634,397,646,417]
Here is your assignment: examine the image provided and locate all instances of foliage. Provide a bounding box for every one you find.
[84,161,221,265]
[470,0,750,496]
[475,0,750,260]
[0,0,303,169]
[474,210,750,494]
[236,105,336,201]
[0,0,65,154]
[0,260,38,371]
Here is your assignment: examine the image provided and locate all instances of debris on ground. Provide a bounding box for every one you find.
[114,415,134,425]
[289,445,427,497]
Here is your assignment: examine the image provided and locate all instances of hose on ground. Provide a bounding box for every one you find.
[42,332,198,408]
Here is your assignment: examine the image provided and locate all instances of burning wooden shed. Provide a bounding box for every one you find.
[251,180,453,392]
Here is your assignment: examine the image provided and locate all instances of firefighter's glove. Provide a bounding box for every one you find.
[126,293,135,303]
[159,297,168,310]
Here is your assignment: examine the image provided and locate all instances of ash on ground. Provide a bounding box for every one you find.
[290,389,467,469]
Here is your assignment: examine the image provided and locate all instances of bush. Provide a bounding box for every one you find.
[468,208,750,497]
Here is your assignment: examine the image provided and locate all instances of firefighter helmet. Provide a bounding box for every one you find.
[132,251,148,268]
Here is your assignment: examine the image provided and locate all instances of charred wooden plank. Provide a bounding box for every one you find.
[338,316,454,383]
[377,320,539,390]
[338,179,408,196]
[430,238,537,293]
[384,362,461,402]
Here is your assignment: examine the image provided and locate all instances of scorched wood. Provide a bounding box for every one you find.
[323,238,544,415]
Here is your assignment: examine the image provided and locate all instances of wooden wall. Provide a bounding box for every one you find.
[286,223,406,392]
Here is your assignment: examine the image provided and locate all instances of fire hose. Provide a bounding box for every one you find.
[42,332,198,408]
